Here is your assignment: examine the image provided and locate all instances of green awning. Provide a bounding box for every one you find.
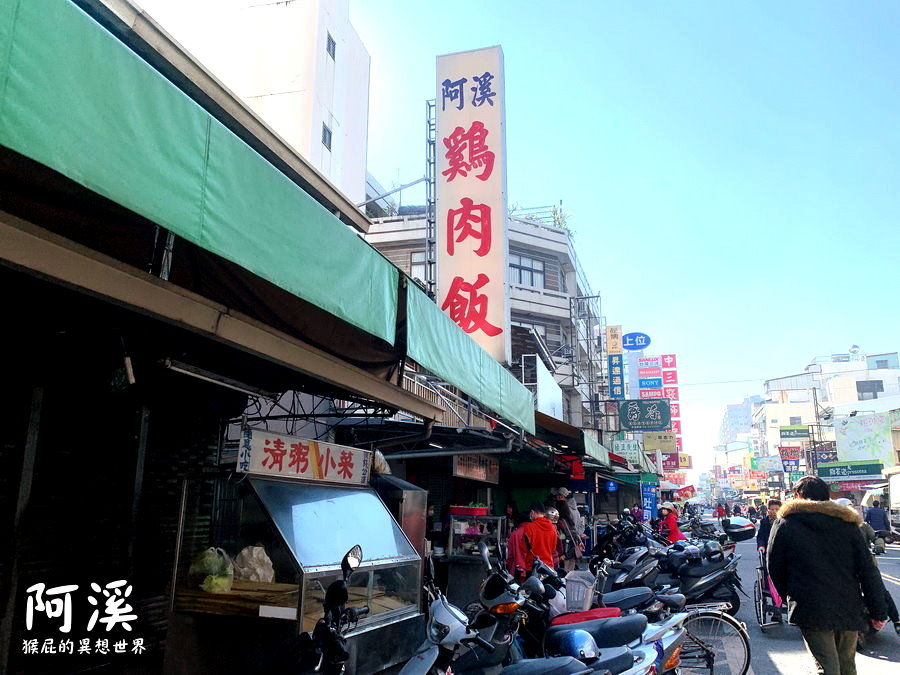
[640,472,660,485]
[0,0,398,343]
[407,286,534,433]
[582,432,611,468]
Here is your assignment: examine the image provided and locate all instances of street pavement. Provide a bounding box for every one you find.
[728,537,900,674]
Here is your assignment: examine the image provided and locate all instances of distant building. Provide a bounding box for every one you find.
[718,396,762,445]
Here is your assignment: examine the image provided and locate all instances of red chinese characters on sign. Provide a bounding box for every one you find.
[441,274,502,336]
[662,370,678,385]
[663,387,680,401]
[262,438,287,472]
[313,444,337,479]
[671,420,682,435]
[337,450,354,479]
[638,367,661,378]
[447,198,491,256]
[675,437,683,452]
[669,403,681,418]
[442,121,495,182]
[661,354,677,368]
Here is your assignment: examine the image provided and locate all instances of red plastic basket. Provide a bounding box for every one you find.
[449,506,489,516]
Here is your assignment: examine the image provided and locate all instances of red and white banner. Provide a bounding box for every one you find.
[661,354,677,368]
[676,485,696,500]
[640,388,664,399]
[436,47,509,362]
[662,370,678,384]
[669,403,681,418]
[663,387,680,401]
[639,367,661,378]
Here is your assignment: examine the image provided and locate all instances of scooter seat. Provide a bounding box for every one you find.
[545,613,648,649]
[502,656,593,674]
[591,645,634,674]
[600,587,654,611]
[551,607,622,625]
[658,593,686,609]
[679,558,729,578]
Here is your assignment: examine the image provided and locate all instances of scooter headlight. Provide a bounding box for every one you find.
[428,617,451,643]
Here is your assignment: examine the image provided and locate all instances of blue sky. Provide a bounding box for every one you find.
[352,1,900,472]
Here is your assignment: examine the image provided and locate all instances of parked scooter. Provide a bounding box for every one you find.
[268,545,368,674]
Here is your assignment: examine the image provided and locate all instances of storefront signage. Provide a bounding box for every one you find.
[639,388,664,399]
[612,439,642,465]
[662,452,679,471]
[661,354,677,368]
[605,325,623,355]
[605,480,618,492]
[834,412,895,465]
[781,458,800,472]
[749,470,768,479]
[640,482,658,522]
[751,455,783,472]
[608,354,625,399]
[622,332,651,351]
[678,453,692,469]
[639,377,663,389]
[618,399,672,431]
[789,471,805,482]
[239,428,372,485]
[638,356,661,369]
[778,446,802,460]
[675,485,695,499]
[436,46,509,362]
[779,425,809,439]
[453,454,500,484]
[817,460,884,482]
[638,367,661,378]
[832,480,871,492]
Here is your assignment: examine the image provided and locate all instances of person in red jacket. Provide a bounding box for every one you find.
[522,502,558,569]
[658,502,687,542]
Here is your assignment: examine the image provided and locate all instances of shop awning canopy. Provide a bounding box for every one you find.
[0,0,536,434]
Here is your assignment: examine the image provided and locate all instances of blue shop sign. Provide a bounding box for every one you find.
[606,480,618,492]
[639,377,662,389]
[622,332,651,351]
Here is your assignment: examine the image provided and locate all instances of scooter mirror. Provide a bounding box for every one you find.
[341,545,363,580]
[520,576,545,598]
[426,555,436,581]
[478,540,492,573]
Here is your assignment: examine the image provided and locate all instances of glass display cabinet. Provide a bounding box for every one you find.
[447,515,506,559]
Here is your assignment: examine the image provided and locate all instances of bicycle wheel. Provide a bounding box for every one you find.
[753,579,765,631]
[678,610,750,674]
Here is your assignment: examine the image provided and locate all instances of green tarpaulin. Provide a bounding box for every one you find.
[0,0,398,343]
[582,433,611,468]
[407,286,534,434]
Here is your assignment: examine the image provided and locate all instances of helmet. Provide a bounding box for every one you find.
[683,545,702,564]
[545,507,560,523]
[834,498,852,506]
[702,540,724,562]
[544,628,599,661]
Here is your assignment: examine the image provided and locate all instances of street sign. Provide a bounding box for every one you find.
[622,332,651,351]
[605,480,618,492]
[618,399,672,431]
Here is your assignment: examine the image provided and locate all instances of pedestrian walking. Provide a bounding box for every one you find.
[865,499,892,532]
[756,498,783,621]
[768,476,888,675]
[521,502,557,568]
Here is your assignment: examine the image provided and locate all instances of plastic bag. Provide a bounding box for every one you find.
[188,547,234,593]
[233,545,275,583]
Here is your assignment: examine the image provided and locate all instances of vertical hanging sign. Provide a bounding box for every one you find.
[436,47,510,363]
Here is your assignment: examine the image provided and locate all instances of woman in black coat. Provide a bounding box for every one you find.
[768,477,887,674]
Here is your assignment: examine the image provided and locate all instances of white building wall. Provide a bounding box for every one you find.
[139,0,369,203]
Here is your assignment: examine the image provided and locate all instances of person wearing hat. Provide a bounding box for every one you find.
[658,502,687,543]
[553,488,584,570]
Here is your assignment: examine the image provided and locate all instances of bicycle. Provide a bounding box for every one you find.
[752,548,783,632]
[677,602,751,674]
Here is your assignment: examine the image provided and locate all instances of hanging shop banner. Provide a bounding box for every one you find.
[749,470,768,480]
[669,403,681,418]
[675,485,696,500]
[781,458,800,473]
[671,420,682,434]
[817,460,884,482]
[751,455,783,472]
[662,452,680,471]
[779,425,809,439]
[639,367,661,378]
[608,354,625,399]
[778,446,802,460]
[239,428,372,485]
[834,412,895,465]
[619,399,672,431]
[638,356,661,369]
[639,388,664,399]
[662,370,678,385]
[453,454,500,484]
[622,332,651,351]
[663,387,680,401]
[639,378,663,389]
[812,449,838,467]
[727,465,744,476]
[641,482,658,522]
[606,325,623,355]
[436,46,509,362]
[612,439,642,465]
[678,453,693,469]
[664,471,687,484]
[661,354,677,368]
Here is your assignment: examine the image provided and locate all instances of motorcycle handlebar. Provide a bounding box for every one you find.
[468,634,496,653]
[347,606,369,621]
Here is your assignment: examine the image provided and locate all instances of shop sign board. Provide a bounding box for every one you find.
[638,356,661,369]
[812,449,838,465]
[639,378,663,389]
[619,399,671,431]
[639,367,661,378]
[639,388,664,399]
[779,425,809,439]
[641,482,658,522]
[608,353,625,399]
[662,370,678,385]
[789,471,805,482]
[436,47,509,362]
[606,325,623,354]
[749,470,768,479]
[663,387,680,401]
[612,439,642,465]
[678,453,693,469]
[239,428,372,485]
[781,458,800,473]
[661,354,677,368]
[834,412,895,465]
[817,460,884,482]
[778,446,802,460]
[622,332,651,351]
[453,454,500,484]
[751,455,783,472]
[669,403,681,418]
[831,480,871,492]
[662,452,679,471]
[605,480,618,492]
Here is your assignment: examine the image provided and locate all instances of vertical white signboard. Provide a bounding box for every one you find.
[436,46,510,363]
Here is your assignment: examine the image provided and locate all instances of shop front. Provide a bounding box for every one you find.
[819,461,885,503]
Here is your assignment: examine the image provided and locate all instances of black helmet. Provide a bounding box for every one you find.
[683,545,702,564]
[702,540,724,562]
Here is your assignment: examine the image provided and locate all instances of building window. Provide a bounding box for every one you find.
[511,320,546,339]
[789,416,801,425]
[410,251,426,283]
[326,32,336,59]
[321,123,332,151]
[876,359,889,369]
[509,253,545,288]
[857,379,884,401]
